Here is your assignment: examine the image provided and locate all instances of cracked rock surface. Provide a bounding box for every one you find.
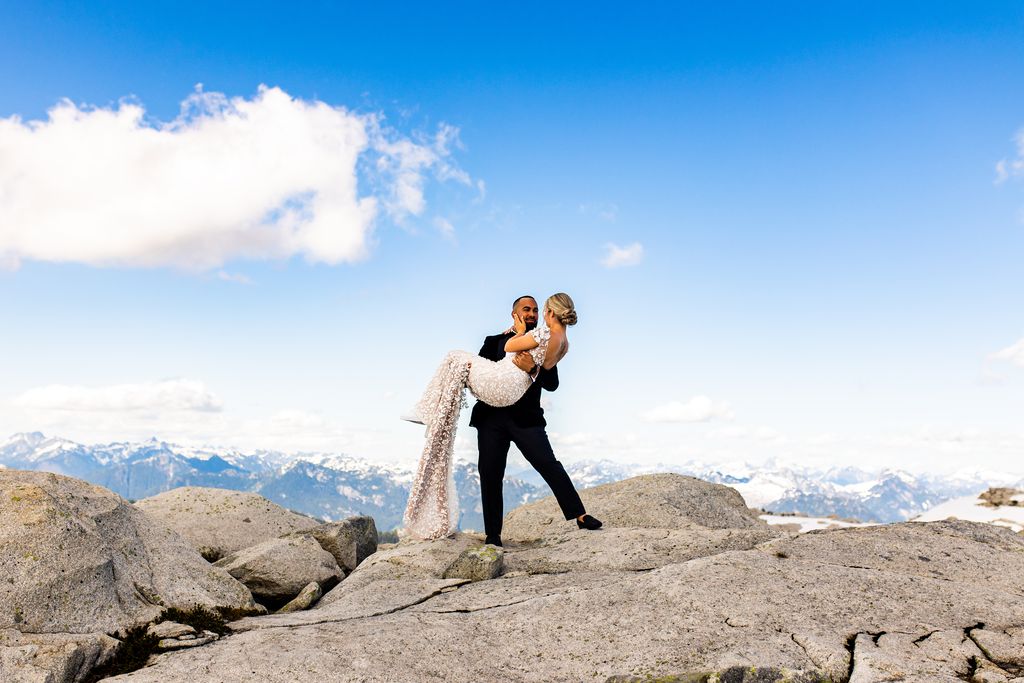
[102,474,1024,682]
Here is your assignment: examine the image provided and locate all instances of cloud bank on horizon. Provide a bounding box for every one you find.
[0,85,469,271]
[11,378,223,413]
[641,396,734,423]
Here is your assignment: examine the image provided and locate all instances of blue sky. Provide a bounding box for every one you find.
[1,2,1023,474]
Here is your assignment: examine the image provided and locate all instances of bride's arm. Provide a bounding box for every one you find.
[504,333,539,353]
[503,312,539,353]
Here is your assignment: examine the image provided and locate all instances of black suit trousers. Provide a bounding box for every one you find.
[476,412,586,540]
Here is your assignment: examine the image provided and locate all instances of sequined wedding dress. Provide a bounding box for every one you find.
[401,325,551,540]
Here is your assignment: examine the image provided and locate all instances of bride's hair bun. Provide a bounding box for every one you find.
[545,293,578,326]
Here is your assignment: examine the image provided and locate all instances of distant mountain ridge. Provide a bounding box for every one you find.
[2,432,1020,528]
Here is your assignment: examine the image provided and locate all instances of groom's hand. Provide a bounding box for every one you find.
[512,352,536,374]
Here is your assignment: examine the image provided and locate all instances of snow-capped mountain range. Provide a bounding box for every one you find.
[2,432,1020,529]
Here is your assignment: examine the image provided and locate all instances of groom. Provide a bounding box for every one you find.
[470,295,590,546]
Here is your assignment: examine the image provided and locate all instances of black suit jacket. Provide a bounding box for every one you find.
[468,331,559,428]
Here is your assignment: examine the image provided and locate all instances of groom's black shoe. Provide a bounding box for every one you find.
[484,536,503,547]
[576,514,602,530]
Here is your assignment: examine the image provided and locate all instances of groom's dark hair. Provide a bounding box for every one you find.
[512,295,536,309]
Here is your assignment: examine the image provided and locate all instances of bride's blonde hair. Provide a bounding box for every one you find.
[545,293,577,326]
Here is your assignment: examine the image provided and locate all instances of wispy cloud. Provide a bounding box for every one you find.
[12,379,224,412]
[432,216,456,242]
[601,241,643,268]
[995,129,1024,185]
[216,270,253,285]
[990,337,1024,367]
[640,396,734,423]
[578,202,618,222]
[0,85,469,271]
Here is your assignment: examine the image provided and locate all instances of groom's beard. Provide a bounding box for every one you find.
[524,321,537,331]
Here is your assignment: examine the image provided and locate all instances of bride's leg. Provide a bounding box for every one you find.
[402,352,471,540]
[404,351,473,426]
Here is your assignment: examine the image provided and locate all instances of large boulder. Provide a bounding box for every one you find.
[501,473,767,541]
[280,515,378,573]
[0,471,256,636]
[134,487,318,561]
[213,536,342,607]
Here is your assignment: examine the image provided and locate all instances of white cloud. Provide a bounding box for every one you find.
[551,432,600,448]
[2,386,394,459]
[996,129,1024,185]
[601,242,643,268]
[12,379,223,412]
[0,85,469,271]
[991,337,1024,367]
[707,424,782,441]
[579,202,618,222]
[995,159,1010,184]
[432,216,456,241]
[216,270,253,285]
[267,409,328,431]
[640,395,734,423]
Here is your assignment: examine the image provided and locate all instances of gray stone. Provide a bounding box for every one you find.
[846,629,984,682]
[157,631,218,651]
[225,533,480,633]
[0,470,256,636]
[980,487,1024,507]
[281,515,377,573]
[146,621,195,640]
[276,582,322,613]
[501,473,768,542]
[134,487,318,561]
[758,519,1024,596]
[503,526,780,575]
[607,669,822,683]
[970,625,1024,670]
[0,629,120,683]
[319,531,481,603]
[442,544,503,581]
[102,520,1024,682]
[213,535,342,605]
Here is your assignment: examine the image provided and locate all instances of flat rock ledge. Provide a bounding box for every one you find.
[102,518,1024,682]
[10,473,1024,682]
[98,473,1024,682]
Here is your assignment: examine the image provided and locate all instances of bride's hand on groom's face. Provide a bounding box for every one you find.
[512,312,527,336]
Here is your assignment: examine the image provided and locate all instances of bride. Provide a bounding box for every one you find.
[401,293,577,540]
